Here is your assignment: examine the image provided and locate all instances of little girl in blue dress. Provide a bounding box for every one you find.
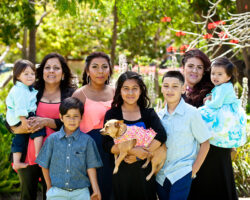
[199,57,246,148]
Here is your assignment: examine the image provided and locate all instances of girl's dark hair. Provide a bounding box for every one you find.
[211,57,236,83]
[112,71,150,108]
[182,49,214,107]
[82,52,112,86]
[59,97,84,116]
[35,52,76,90]
[13,59,35,84]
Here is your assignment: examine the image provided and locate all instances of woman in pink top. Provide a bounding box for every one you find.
[72,52,114,200]
[8,53,76,200]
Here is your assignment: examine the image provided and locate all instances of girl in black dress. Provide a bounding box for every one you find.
[102,71,166,200]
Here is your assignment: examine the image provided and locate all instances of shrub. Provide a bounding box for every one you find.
[0,80,20,193]
[0,114,20,193]
[232,121,250,197]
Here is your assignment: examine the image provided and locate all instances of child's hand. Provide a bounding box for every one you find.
[129,147,149,160]
[192,164,199,178]
[28,117,46,133]
[20,117,30,130]
[124,155,137,164]
[144,140,161,152]
[203,95,212,104]
[46,185,52,192]
[91,190,101,200]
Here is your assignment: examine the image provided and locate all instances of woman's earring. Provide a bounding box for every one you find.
[61,75,64,81]
[106,75,110,84]
[87,75,90,84]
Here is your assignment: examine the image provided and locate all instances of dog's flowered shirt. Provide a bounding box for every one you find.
[114,125,157,147]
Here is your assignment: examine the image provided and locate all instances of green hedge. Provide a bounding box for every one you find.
[0,80,20,194]
[232,121,250,197]
[0,114,20,193]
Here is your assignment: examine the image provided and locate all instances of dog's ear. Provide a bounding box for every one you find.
[119,120,124,124]
[114,121,120,128]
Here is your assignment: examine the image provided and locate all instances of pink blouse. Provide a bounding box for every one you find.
[80,97,112,133]
[25,102,60,165]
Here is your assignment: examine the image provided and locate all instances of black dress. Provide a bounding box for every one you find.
[183,94,238,200]
[102,106,167,200]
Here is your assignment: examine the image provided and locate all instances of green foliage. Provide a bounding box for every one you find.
[246,102,250,114]
[0,114,20,194]
[0,1,21,45]
[232,121,250,197]
[0,80,20,194]
[36,4,112,62]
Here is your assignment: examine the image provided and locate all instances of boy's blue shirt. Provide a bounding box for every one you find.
[157,98,211,185]
[6,81,38,126]
[36,127,103,190]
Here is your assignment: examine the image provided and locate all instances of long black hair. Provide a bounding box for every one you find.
[182,49,213,107]
[82,52,112,86]
[112,71,150,108]
[35,52,76,90]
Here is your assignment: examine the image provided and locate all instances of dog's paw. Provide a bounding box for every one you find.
[141,163,147,168]
[113,168,118,174]
[146,175,152,181]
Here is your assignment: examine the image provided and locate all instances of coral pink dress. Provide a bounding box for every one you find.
[75,90,113,200]
[25,102,60,165]
[80,96,112,133]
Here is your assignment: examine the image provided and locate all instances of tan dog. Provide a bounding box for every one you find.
[100,119,167,181]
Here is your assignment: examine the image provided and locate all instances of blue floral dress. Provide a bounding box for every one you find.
[198,82,246,148]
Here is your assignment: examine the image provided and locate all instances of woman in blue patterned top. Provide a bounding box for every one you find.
[199,57,246,148]
[188,57,246,200]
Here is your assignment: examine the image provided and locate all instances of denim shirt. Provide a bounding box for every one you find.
[156,98,211,185]
[36,127,103,190]
[6,81,38,126]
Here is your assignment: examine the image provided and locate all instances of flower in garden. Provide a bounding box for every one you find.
[167,46,176,53]
[180,44,189,51]
[208,20,226,29]
[176,31,186,37]
[229,39,239,44]
[218,31,228,39]
[203,33,213,39]
[245,4,248,10]
[208,23,216,29]
[161,16,171,22]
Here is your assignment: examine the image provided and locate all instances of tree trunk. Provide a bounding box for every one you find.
[28,0,36,64]
[29,27,37,64]
[111,1,118,67]
[22,28,28,59]
[0,46,10,63]
[236,0,250,99]
[153,28,161,97]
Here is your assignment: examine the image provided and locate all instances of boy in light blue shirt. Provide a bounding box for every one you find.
[36,97,102,200]
[156,71,211,200]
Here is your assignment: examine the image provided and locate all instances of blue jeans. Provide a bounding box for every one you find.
[46,187,90,200]
[157,172,193,200]
[11,112,46,153]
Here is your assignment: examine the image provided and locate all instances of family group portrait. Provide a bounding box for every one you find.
[0,0,249,200]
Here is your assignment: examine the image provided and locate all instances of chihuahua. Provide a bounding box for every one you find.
[100,119,167,181]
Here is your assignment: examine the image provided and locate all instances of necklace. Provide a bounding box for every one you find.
[42,90,61,103]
